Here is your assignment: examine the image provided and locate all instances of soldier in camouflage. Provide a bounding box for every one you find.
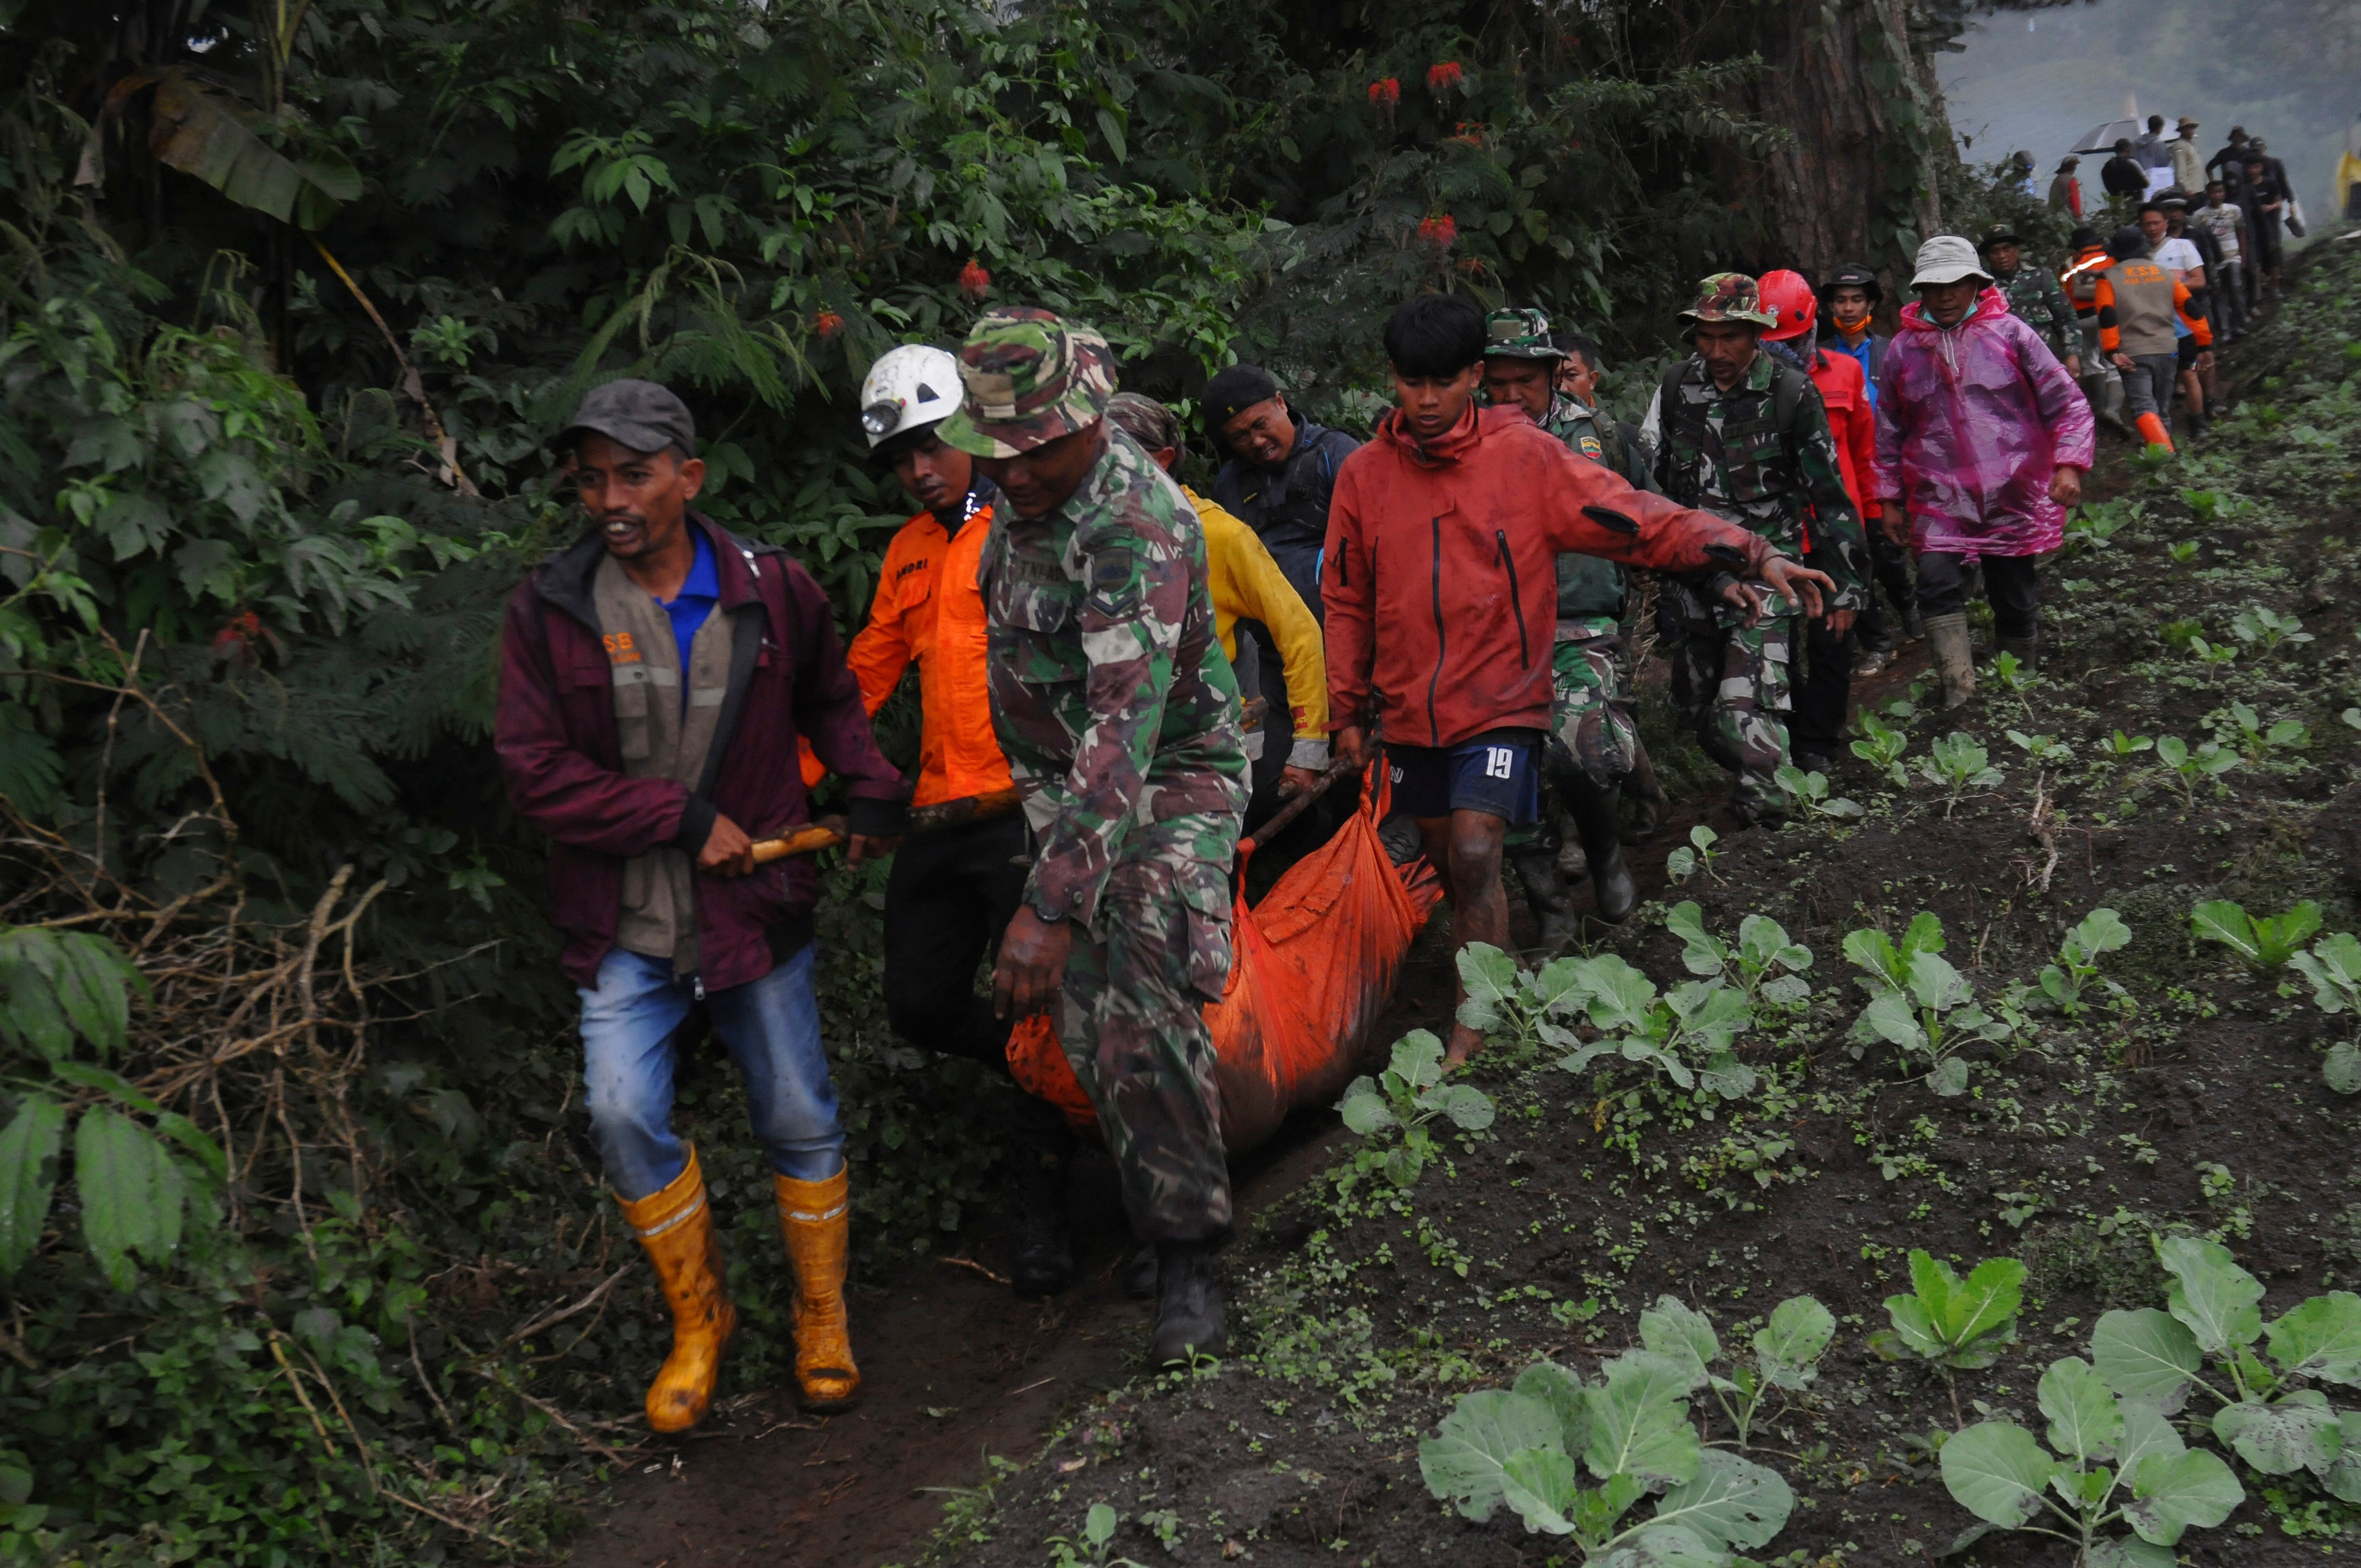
[1479,308,1641,935]
[1981,224,2080,374]
[938,307,1249,1365]
[1645,273,1870,825]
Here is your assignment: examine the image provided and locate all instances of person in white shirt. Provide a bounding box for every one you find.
[2188,181,2248,342]
[2140,203,2211,432]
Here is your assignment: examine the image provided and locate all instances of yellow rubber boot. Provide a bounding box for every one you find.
[2134,411,2175,454]
[617,1146,737,1433]
[775,1168,860,1412]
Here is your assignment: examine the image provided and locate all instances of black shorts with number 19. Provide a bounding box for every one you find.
[1386,728,1543,825]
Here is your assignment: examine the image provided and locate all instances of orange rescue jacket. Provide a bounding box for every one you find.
[800,503,1013,808]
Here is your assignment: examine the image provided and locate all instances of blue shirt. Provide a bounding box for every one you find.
[658,527,720,705]
[1830,333,1880,409]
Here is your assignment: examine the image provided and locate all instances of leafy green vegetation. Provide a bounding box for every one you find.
[1843,914,2016,1096]
[1336,1032,1495,1193]
[1849,711,1911,786]
[2088,1238,2361,1493]
[1665,824,1723,885]
[1940,1354,2244,1565]
[1552,954,1759,1102]
[2190,899,2323,973]
[1920,732,2001,815]
[1664,903,1814,1009]
[1868,1249,2025,1423]
[2038,908,2133,1021]
[1417,1351,1797,1561]
[1634,1294,1835,1452]
[2292,932,2361,1094]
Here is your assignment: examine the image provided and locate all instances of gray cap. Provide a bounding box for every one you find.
[1910,234,1990,287]
[554,379,697,458]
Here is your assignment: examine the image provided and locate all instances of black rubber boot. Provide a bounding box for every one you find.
[1124,1244,1158,1300]
[1552,809,1590,883]
[1510,847,1579,948]
[1563,775,1636,924]
[1375,810,1422,867]
[1151,1244,1226,1364]
[1622,742,1669,842]
[1010,1143,1074,1298]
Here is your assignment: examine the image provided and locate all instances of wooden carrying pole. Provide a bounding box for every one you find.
[749,699,1282,864]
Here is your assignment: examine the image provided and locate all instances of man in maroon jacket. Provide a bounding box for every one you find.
[496,380,906,1430]
[1325,297,1831,1065]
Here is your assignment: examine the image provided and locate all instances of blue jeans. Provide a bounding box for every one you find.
[579,944,845,1200]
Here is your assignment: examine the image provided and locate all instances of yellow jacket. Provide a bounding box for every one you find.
[1189,487,1329,768]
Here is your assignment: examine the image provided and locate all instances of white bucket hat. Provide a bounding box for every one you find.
[1911,234,1991,287]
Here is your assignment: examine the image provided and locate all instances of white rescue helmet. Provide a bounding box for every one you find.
[858,344,964,450]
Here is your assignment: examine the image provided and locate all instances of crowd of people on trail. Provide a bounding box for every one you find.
[2045,116,2304,445]
[494,197,2213,1438]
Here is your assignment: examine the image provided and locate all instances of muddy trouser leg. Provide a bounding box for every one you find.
[1663,584,1794,823]
[2120,353,2178,422]
[1056,816,1235,1247]
[1913,552,1973,619]
[1979,556,2041,641]
[1788,615,1854,764]
[2079,322,2123,422]
[883,814,1075,1159]
[2216,260,2246,337]
[1856,530,1916,651]
[1545,630,1639,793]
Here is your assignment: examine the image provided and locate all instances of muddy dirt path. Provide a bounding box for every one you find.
[548,945,1466,1568]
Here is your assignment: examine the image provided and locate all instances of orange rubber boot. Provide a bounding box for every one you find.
[617,1146,737,1433]
[2135,411,2174,454]
[775,1168,861,1412]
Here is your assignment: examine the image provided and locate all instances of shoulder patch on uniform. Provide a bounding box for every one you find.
[1579,435,1603,458]
[1087,545,1143,617]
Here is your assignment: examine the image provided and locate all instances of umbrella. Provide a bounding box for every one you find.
[2073,118,2149,156]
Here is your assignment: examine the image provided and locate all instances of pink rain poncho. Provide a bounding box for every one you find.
[1872,286,2096,558]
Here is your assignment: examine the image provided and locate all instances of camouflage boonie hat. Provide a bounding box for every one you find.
[1679,272,1777,330]
[938,307,1117,458]
[1483,307,1564,360]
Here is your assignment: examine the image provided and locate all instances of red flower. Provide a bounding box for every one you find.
[1427,61,1463,92]
[1367,78,1400,107]
[211,610,265,663]
[1417,214,1458,249]
[814,311,845,339]
[1451,121,1486,148]
[959,257,991,301]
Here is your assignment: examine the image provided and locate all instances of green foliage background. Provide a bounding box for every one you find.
[0,0,1982,1559]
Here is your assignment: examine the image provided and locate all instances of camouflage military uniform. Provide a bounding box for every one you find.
[1483,312,1644,800]
[1992,264,2076,364]
[942,308,1249,1246]
[1653,275,1869,823]
[1534,395,1641,792]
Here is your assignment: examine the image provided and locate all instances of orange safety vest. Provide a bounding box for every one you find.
[799,504,1013,808]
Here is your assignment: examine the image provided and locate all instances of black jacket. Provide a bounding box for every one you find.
[1211,413,1360,620]
[2101,155,2148,199]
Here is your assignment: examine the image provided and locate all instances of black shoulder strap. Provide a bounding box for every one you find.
[1771,359,1808,439]
[1658,360,1687,420]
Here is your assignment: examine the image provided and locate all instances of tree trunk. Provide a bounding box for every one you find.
[1721,0,1952,308]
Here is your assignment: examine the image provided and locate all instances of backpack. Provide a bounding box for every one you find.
[1656,355,1812,487]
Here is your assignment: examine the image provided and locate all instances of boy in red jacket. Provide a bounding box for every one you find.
[1324,296,1832,1064]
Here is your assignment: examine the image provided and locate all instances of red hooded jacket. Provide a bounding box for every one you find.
[1802,345,1880,522]
[1323,404,1777,749]
[496,514,906,991]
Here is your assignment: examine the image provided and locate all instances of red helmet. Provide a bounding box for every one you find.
[1757,269,1816,342]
